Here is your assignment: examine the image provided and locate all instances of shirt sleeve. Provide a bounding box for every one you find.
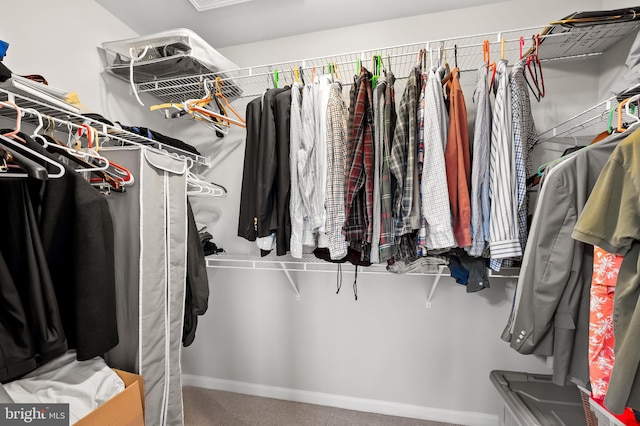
[572,156,640,256]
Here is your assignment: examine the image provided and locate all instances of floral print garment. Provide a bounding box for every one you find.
[589,246,624,400]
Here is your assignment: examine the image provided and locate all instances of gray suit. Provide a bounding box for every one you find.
[502,132,625,386]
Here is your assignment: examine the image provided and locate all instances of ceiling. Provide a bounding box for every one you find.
[95,0,503,48]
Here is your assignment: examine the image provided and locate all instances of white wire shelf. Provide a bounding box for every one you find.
[536,81,640,144]
[205,252,520,278]
[131,20,640,104]
[0,86,210,168]
[537,97,618,143]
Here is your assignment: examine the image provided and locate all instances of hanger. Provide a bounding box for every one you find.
[180,79,245,129]
[371,56,381,88]
[483,40,498,92]
[0,142,48,179]
[524,35,545,102]
[213,77,246,127]
[535,137,578,176]
[441,46,458,85]
[616,95,640,132]
[0,101,27,143]
[0,133,65,179]
[185,158,226,197]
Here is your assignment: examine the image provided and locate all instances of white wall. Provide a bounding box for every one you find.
[180,0,630,424]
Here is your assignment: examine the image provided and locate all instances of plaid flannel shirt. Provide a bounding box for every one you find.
[378,72,397,262]
[325,82,349,259]
[390,67,420,237]
[344,68,374,246]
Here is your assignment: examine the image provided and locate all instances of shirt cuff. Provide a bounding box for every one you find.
[489,239,522,259]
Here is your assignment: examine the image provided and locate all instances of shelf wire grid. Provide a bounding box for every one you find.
[0,87,210,168]
[133,21,640,104]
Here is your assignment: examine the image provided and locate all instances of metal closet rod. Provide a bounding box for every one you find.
[0,87,210,167]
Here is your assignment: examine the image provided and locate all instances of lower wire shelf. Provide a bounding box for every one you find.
[205,253,520,305]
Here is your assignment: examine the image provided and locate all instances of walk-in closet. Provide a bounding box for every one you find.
[1,1,640,425]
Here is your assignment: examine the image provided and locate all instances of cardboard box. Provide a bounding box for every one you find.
[75,369,145,426]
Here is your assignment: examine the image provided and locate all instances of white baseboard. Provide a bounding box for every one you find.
[181,374,498,426]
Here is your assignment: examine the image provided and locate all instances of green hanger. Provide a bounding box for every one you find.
[608,107,615,134]
[273,69,279,89]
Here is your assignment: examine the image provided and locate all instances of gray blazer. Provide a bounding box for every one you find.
[502,133,624,386]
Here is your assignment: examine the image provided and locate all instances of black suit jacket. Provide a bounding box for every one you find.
[256,87,289,240]
[238,97,263,241]
[274,89,292,255]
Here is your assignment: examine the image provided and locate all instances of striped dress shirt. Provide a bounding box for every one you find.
[370,77,386,263]
[467,64,492,257]
[313,75,332,248]
[422,67,455,250]
[299,84,321,238]
[379,73,397,262]
[390,67,420,237]
[289,83,304,257]
[510,60,538,255]
[325,82,349,260]
[489,60,522,267]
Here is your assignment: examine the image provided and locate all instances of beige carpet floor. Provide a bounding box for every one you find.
[182,386,462,426]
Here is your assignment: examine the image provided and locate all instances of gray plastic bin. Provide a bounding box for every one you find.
[490,370,587,426]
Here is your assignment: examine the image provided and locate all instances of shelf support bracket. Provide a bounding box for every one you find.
[426,265,446,308]
[280,262,301,300]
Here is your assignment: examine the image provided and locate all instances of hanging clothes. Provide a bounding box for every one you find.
[572,128,640,413]
[588,246,622,401]
[416,72,428,255]
[289,83,305,258]
[183,201,209,347]
[444,68,472,248]
[390,67,420,241]
[489,59,521,269]
[314,75,333,248]
[300,83,323,238]
[256,87,291,255]
[0,179,68,383]
[422,66,455,251]
[370,76,386,263]
[344,67,375,260]
[378,72,397,263]
[510,60,538,255]
[274,89,293,255]
[237,97,262,242]
[325,81,349,260]
[467,63,492,257]
[503,131,627,387]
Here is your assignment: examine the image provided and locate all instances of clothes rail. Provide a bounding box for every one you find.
[133,20,640,103]
[0,87,210,169]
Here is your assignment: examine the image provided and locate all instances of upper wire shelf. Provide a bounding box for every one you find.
[133,20,640,104]
[0,86,210,168]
